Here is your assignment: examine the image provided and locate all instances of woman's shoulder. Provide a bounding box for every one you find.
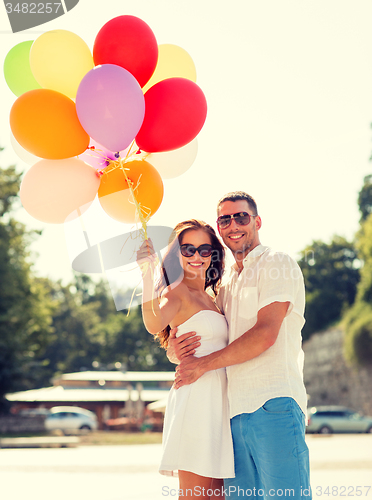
[160,281,189,302]
[160,282,190,325]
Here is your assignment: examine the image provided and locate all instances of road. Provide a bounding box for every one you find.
[0,434,371,500]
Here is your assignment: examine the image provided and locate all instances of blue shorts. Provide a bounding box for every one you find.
[224,397,311,500]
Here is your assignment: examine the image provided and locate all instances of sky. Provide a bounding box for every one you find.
[1,0,372,290]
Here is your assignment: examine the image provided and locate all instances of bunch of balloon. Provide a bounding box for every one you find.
[89,16,207,238]
[5,30,98,223]
[4,14,207,280]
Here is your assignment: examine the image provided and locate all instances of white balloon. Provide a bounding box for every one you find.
[146,138,198,179]
[20,158,100,224]
[10,132,41,166]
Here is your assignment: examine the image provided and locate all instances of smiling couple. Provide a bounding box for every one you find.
[136,191,311,500]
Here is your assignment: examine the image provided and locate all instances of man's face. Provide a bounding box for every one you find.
[217,200,261,258]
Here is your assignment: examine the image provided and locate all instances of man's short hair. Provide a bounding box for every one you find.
[217,191,258,215]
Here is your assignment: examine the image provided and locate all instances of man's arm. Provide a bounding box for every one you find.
[166,328,201,364]
[174,301,289,388]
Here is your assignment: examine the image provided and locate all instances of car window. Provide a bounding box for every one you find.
[314,411,343,417]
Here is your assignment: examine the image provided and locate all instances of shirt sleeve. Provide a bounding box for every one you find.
[257,252,304,316]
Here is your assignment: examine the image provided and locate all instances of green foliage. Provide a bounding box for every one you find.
[341,166,372,365]
[0,164,54,412]
[0,155,172,413]
[42,277,172,379]
[358,174,372,222]
[353,213,372,303]
[343,301,372,366]
[298,236,360,340]
[342,212,372,366]
[0,164,22,217]
[98,304,173,372]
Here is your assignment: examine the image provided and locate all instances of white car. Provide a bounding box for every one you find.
[306,406,372,434]
[45,406,98,433]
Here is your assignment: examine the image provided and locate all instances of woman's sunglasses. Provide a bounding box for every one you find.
[216,212,257,229]
[180,244,214,258]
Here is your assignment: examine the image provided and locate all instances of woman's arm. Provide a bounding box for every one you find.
[137,240,182,334]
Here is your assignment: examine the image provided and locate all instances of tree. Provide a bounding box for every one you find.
[0,159,54,412]
[99,305,173,371]
[0,153,172,412]
[352,212,372,303]
[343,213,372,366]
[343,301,372,366]
[41,275,172,379]
[297,236,360,340]
[357,174,372,222]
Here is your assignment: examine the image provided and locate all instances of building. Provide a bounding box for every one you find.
[6,371,174,429]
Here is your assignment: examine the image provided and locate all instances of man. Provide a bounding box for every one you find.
[169,191,311,500]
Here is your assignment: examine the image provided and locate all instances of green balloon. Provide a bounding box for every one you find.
[4,41,42,97]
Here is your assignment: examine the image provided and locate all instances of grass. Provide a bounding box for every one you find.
[80,431,163,446]
[0,431,163,446]
[0,432,49,438]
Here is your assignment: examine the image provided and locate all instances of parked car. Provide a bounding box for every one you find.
[45,406,98,434]
[306,406,372,434]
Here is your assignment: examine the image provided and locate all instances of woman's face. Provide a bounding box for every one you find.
[179,229,213,278]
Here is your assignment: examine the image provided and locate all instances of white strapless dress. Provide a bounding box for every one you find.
[159,310,235,479]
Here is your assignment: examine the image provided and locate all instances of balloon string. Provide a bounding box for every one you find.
[94,148,157,315]
[121,260,159,319]
[118,158,149,240]
[124,140,138,160]
[91,141,142,176]
[96,151,152,239]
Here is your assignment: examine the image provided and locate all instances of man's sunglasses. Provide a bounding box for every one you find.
[180,244,214,258]
[216,212,257,229]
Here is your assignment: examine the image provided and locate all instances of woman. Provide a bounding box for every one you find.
[137,219,234,500]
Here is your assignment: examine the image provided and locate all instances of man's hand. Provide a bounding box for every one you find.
[174,355,206,389]
[167,328,201,364]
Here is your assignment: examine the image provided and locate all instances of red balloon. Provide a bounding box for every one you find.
[136,78,207,153]
[93,16,158,88]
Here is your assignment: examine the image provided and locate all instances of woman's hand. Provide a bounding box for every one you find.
[137,240,181,334]
[136,239,158,276]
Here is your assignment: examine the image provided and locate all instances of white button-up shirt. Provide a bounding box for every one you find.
[217,244,308,418]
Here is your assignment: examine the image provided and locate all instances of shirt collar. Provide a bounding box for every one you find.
[229,244,269,275]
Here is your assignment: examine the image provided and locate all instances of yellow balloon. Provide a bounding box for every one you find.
[30,30,94,99]
[142,44,197,93]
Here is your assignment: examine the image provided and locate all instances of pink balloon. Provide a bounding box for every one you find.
[76,64,145,152]
[20,159,100,224]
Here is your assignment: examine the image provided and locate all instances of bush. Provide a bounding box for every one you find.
[343,302,372,366]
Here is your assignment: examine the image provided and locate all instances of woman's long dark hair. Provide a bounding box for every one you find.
[153,219,225,349]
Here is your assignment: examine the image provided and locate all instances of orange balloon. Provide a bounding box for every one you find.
[10,89,89,159]
[98,160,164,223]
